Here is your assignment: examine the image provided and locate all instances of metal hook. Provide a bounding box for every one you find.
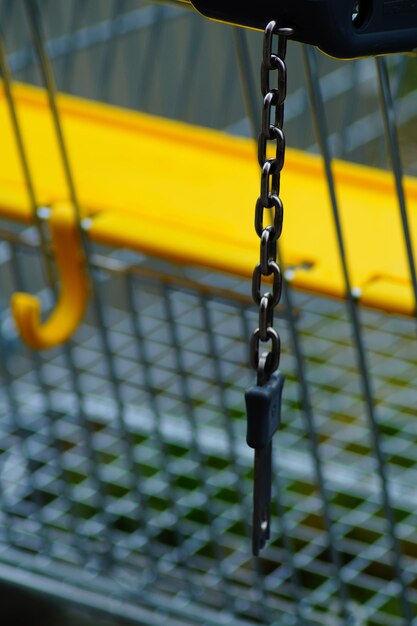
[11,204,89,350]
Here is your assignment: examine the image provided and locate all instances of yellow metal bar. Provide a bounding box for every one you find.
[1,82,417,317]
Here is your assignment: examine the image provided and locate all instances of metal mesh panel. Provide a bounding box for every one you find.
[0,2,417,626]
[0,226,416,625]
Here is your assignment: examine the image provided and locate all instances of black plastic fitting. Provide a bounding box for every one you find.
[189,0,417,58]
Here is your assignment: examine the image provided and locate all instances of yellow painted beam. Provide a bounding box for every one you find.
[1,82,417,316]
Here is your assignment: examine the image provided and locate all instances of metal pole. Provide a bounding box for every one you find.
[303,44,413,625]
[376,56,417,323]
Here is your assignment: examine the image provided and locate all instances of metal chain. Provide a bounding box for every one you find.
[250,21,293,387]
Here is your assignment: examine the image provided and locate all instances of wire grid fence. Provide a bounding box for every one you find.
[0,2,417,626]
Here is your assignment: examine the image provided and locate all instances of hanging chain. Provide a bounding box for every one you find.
[249,22,293,388]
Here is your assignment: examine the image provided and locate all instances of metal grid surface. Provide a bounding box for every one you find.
[0,230,416,626]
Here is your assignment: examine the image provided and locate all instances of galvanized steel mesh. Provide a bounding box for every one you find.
[0,2,417,626]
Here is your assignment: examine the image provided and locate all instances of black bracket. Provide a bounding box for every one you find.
[190,0,417,58]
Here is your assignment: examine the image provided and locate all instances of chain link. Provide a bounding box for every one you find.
[250,21,293,386]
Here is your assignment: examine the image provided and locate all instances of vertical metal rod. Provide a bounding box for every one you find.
[0,30,55,286]
[283,261,354,624]
[200,297,246,473]
[8,244,51,553]
[376,56,417,322]
[232,28,260,139]
[199,295,263,615]
[94,286,158,582]
[23,0,82,223]
[0,31,36,214]
[303,45,412,624]
[125,274,174,585]
[162,286,232,606]
[90,270,163,581]
[126,277,198,596]
[390,55,407,101]
[10,247,80,544]
[61,338,117,570]
[0,331,41,542]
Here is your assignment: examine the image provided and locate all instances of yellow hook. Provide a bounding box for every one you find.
[11,204,89,350]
